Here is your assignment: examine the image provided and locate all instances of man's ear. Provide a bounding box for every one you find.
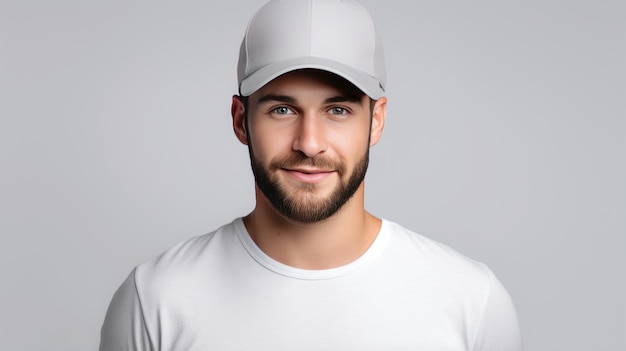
[369,96,387,146]
[231,95,248,145]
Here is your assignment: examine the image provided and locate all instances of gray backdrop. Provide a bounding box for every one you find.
[1,1,624,350]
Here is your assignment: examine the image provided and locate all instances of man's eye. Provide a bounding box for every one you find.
[272,106,293,115]
[328,107,348,115]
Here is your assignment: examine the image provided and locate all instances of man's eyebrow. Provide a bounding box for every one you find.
[324,95,363,104]
[256,94,363,105]
[257,94,297,104]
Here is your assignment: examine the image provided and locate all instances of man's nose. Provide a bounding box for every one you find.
[292,114,328,158]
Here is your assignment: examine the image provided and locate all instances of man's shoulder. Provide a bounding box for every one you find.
[382,219,492,281]
[381,220,521,350]
[133,219,242,286]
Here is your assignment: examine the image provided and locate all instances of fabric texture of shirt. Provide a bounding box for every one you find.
[100,218,523,350]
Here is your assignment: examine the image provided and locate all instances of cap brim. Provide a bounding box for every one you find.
[239,57,384,99]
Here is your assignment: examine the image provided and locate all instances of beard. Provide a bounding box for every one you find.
[250,149,369,224]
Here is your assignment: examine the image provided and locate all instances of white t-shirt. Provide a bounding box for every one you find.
[100,218,522,350]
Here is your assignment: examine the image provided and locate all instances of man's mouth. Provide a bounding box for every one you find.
[282,168,335,183]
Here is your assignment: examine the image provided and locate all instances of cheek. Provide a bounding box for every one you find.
[329,126,370,155]
[248,127,292,162]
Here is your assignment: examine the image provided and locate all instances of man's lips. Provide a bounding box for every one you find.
[282,168,335,183]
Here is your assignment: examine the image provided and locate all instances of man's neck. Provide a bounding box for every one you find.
[243,186,381,270]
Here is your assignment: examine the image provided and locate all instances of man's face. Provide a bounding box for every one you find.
[240,70,380,223]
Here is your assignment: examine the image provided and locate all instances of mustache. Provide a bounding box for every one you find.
[269,153,345,174]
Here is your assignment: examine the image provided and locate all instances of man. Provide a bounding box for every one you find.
[100,0,523,350]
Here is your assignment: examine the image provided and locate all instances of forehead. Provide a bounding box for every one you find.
[249,69,366,103]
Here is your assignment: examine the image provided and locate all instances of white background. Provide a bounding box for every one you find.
[1,1,624,350]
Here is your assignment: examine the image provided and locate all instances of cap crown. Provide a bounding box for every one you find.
[237,0,386,98]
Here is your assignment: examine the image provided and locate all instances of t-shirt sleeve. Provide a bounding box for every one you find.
[472,269,524,351]
[99,269,153,351]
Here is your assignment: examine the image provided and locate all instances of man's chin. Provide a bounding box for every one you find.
[274,194,338,221]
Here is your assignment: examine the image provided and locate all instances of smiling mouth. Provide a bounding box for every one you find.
[282,168,335,183]
[287,168,333,174]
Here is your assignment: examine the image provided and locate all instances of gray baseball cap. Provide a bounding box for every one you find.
[237,0,386,99]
